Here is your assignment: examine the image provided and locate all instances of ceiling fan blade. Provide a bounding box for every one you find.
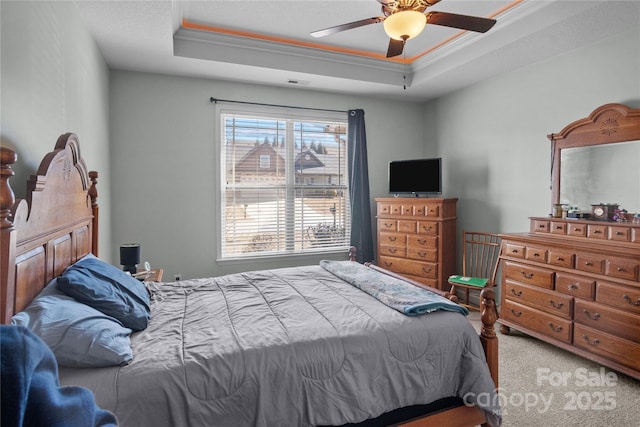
[311,17,383,38]
[426,11,496,33]
[386,38,405,58]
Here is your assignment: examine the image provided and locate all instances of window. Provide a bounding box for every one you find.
[219,107,350,259]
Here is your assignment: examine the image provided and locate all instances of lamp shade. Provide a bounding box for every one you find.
[120,243,140,274]
[383,11,426,41]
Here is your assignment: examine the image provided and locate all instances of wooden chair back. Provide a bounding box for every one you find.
[462,231,501,285]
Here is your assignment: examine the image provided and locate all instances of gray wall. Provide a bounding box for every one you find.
[0,1,112,258]
[429,26,640,238]
[109,71,426,279]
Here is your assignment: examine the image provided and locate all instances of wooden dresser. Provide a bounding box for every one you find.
[375,198,457,290]
[498,217,640,380]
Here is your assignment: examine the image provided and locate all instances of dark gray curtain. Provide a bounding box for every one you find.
[347,109,374,263]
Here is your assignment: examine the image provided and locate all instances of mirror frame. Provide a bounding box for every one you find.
[548,103,640,206]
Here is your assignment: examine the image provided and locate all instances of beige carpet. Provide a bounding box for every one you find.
[467,312,640,427]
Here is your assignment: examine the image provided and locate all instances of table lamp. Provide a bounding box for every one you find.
[120,243,140,275]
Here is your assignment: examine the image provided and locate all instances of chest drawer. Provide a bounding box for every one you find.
[379,245,406,258]
[587,224,608,239]
[575,254,605,275]
[596,282,640,315]
[398,220,418,233]
[567,222,587,237]
[407,247,437,262]
[574,299,640,344]
[573,324,640,371]
[377,219,397,232]
[605,257,639,281]
[547,248,574,268]
[502,300,572,344]
[550,221,567,235]
[525,246,548,263]
[555,272,595,300]
[417,221,439,235]
[379,232,407,246]
[424,205,440,218]
[378,255,438,279]
[505,280,572,319]
[502,242,525,258]
[609,226,631,242]
[407,234,437,249]
[504,261,554,289]
[532,220,550,233]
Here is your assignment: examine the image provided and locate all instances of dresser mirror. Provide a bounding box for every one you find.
[560,140,639,213]
[548,103,640,216]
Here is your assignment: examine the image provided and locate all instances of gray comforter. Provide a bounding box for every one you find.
[60,264,500,426]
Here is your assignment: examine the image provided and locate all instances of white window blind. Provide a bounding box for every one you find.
[220,109,350,259]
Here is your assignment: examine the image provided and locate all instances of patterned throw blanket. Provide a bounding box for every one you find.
[320,260,468,316]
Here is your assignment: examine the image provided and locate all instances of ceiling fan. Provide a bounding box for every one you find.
[310,0,497,58]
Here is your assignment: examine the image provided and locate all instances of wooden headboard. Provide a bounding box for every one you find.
[0,133,99,324]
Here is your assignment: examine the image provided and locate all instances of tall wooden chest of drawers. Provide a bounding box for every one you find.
[499,217,640,380]
[375,198,457,290]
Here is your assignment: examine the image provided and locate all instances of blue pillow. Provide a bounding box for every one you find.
[11,280,133,368]
[57,256,151,331]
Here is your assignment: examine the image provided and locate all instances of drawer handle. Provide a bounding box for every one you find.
[548,322,563,333]
[510,289,523,297]
[584,261,593,266]
[555,225,562,230]
[422,226,432,231]
[583,309,600,321]
[422,267,433,274]
[582,335,600,347]
[574,228,582,232]
[510,309,522,318]
[417,251,427,258]
[533,253,541,257]
[623,295,640,306]
[593,230,602,234]
[388,236,397,242]
[388,248,397,254]
[616,231,623,236]
[384,222,394,228]
[567,283,580,291]
[616,267,625,272]
[384,262,393,268]
[511,249,520,254]
[556,257,565,262]
[549,300,564,309]
[520,271,534,279]
[417,239,427,245]
[538,224,545,229]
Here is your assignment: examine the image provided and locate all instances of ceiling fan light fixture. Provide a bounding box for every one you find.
[383,10,426,41]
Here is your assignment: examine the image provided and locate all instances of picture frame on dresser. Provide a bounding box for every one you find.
[497,103,640,381]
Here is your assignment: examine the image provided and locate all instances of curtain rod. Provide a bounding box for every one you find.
[209,97,348,114]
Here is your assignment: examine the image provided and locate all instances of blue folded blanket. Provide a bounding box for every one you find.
[320,260,468,316]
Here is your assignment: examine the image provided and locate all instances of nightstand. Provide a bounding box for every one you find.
[134,268,163,282]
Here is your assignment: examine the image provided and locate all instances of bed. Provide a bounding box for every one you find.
[0,133,501,427]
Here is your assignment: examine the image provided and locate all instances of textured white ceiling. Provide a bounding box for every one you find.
[75,0,640,102]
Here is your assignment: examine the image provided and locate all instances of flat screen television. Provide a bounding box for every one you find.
[388,157,442,196]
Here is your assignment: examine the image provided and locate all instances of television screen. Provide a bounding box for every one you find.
[388,158,442,195]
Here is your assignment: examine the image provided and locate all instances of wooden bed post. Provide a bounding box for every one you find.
[88,171,99,257]
[480,287,499,388]
[1,147,17,324]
